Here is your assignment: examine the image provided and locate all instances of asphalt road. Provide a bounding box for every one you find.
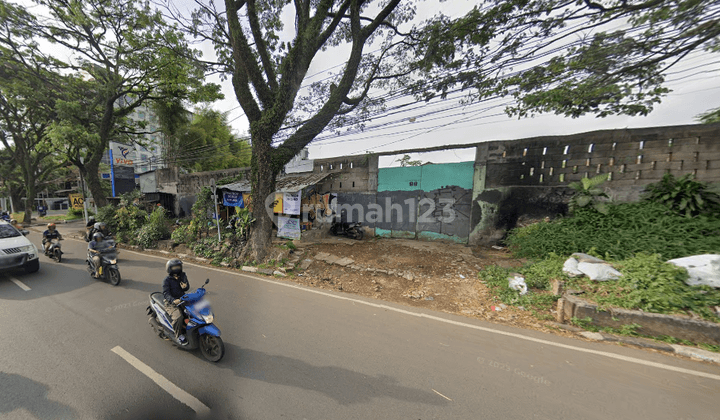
[1,222,719,420]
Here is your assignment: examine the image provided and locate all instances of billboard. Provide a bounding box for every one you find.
[109,142,136,196]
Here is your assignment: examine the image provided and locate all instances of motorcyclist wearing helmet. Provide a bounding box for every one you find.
[94,222,111,237]
[88,232,111,278]
[163,259,190,344]
[42,223,63,253]
[85,216,96,241]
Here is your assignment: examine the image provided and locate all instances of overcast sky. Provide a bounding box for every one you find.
[21,0,720,168]
[178,0,720,167]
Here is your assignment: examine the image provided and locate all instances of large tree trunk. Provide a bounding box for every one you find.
[83,154,107,208]
[22,177,36,225]
[243,137,278,263]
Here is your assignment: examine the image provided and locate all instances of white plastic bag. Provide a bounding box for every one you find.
[508,276,528,295]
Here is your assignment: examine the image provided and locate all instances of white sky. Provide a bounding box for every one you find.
[182,0,720,167]
[18,0,720,168]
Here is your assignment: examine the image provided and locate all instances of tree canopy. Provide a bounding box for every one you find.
[155,104,252,172]
[29,0,221,206]
[411,0,720,119]
[176,0,417,260]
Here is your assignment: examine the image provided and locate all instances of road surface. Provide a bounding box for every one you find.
[1,222,719,419]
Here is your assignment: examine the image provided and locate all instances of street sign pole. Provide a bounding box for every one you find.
[210,179,221,242]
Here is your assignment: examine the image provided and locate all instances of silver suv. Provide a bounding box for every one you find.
[0,221,40,273]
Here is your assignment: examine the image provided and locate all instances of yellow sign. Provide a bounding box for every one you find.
[273,193,283,214]
[70,194,84,210]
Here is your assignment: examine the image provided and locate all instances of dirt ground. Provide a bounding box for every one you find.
[276,236,575,337]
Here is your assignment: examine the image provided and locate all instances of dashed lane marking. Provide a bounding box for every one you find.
[111,346,210,415]
[10,277,31,291]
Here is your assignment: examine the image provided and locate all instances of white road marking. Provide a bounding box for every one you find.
[10,277,31,291]
[122,248,720,382]
[111,346,210,415]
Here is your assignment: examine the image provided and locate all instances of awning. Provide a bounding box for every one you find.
[217,172,331,193]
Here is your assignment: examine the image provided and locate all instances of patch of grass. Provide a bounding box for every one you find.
[477,261,561,313]
[505,202,720,261]
[570,316,595,330]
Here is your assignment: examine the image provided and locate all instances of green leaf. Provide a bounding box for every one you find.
[576,195,591,207]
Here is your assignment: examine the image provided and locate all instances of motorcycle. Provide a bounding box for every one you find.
[146,279,225,362]
[86,246,121,286]
[44,238,63,262]
[330,214,364,240]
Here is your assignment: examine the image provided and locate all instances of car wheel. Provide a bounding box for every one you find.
[24,259,40,274]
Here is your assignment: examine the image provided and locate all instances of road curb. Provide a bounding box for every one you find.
[578,330,720,364]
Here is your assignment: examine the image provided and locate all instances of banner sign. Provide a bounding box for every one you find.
[283,192,301,215]
[69,194,84,210]
[110,142,134,166]
[277,216,301,240]
[223,191,244,207]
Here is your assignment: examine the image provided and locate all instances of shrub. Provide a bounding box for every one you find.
[171,224,193,245]
[568,173,610,214]
[96,205,118,232]
[505,202,720,260]
[569,253,720,321]
[114,205,147,233]
[135,206,170,248]
[642,173,720,218]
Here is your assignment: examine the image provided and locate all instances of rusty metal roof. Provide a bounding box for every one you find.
[217,180,251,192]
[217,172,331,193]
[276,172,331,192]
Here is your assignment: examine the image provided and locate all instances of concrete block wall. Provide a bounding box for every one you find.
[313,154,378,193]
[470,123,720,245]
[177,168,250,196]
[155,167,250,217]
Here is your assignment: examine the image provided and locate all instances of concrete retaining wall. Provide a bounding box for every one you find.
[559,295,720,346]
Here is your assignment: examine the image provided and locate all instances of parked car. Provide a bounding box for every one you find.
[0,220,40,274]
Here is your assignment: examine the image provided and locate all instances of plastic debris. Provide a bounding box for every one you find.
[508,276,528,295]
[459,274,466,279]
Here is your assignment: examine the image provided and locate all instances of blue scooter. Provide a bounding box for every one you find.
[146,279,225,362]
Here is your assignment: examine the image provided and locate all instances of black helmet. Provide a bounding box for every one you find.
[93,232,104,242]
[166,258,183,275]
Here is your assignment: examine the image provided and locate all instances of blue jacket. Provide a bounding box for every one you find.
[163,273,190,302]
